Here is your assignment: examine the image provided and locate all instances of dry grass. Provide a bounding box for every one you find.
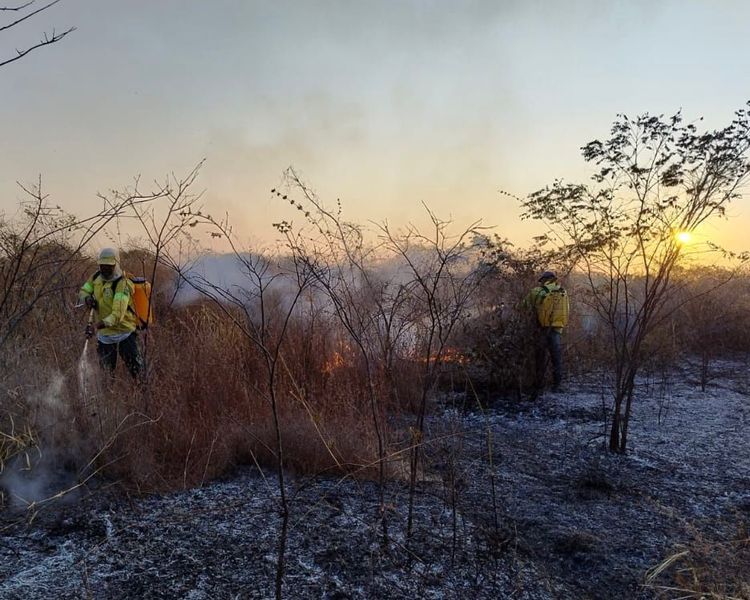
[645,523,750,599]
[2,247,750,510]
[1,274,421,505]
[80,301,393,491]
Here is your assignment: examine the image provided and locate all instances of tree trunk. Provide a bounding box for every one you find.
[609,397,623,453]
[619,374,637,453]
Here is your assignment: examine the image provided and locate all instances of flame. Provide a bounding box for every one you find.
[416,347,469,365]
[321,341,357,374]
[322,345,469,373]
[442,347,468,365]
[322,350,347,374]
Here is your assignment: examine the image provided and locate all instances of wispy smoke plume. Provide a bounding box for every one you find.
[0,372,81,511]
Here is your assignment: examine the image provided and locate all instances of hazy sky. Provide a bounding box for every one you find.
[2,0,749,251]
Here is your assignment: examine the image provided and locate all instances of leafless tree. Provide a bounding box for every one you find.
[275,171,490,548]
[379,210,486,544]
[274,167,415,547]
[0,176,167,352]
[168,210,314,600]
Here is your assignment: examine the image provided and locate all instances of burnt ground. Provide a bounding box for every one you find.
[1,359,749,599]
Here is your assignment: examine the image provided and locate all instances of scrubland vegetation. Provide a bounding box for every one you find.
[3,105,750,598]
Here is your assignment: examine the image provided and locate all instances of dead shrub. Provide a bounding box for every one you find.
[82,300,388,492]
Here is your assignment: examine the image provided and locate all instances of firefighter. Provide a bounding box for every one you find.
[526,270,569,393]
[79,248,142,377]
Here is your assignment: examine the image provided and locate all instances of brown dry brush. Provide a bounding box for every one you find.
[645,522,750,599]
[376,212,488,546]
[4,166,750,595]
[0,169,238,507]
[74,297,385,489]
[0,179,170,509]
[166,205,398,597]
[0,248,390,505]
[274,167,418,546]
[58,260,750,484]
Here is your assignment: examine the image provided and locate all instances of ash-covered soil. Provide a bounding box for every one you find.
[1,360,749,599]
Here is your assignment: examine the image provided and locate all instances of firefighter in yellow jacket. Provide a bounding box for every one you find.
[525,270,569,393]
[79,248,142,377]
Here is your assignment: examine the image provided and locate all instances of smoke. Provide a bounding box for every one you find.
[173,246,473,310]
[169,247,481,359]
[78,338,98,401]
[172,252,318,320]
[0,372,81,511]
[0,465,50,511]
[37,372,67,426]
[172,253,269,307]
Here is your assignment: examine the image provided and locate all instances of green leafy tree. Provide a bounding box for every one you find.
[522,104,750,453]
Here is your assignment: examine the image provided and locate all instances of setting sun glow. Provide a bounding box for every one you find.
[675,231,692,244]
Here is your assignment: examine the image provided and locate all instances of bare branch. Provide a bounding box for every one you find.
[1,0,74,68]
[0,0,63,32]
[0,25,74,67]
[0,2,35,11]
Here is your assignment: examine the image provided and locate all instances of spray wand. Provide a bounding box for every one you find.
[79,307,95,405]
[85,308,95,339]
[75,302,96,341]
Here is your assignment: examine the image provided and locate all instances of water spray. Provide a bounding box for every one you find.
[78,308,95,400]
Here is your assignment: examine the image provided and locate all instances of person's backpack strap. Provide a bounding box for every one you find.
[534,286,548,307]
[98,272,131,305]
[109,275,124,297]
[94,271,140,321]
[114,275,138,314]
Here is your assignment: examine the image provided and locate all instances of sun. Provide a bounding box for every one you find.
[675,231,692,245]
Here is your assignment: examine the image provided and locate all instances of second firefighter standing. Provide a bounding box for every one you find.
[526,270,570,393]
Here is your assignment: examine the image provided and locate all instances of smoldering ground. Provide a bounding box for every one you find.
[1,361,749,599]
[0,372,84,512]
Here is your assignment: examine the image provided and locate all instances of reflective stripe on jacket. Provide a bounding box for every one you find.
[79,274,137,336]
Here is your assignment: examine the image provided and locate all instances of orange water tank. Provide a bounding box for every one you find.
[130,277,154,329]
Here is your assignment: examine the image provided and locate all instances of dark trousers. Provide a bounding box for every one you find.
[97,332,142,378]
[535,327,563,390]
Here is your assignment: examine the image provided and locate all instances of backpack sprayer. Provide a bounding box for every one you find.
[76,273,154,336]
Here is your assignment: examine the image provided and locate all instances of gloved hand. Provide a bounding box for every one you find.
[84,296,97,309]
[85,323,95,338]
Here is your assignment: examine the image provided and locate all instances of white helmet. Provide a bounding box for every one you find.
[97,247,119,266]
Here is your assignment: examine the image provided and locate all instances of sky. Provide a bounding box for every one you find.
[1,0,749,253]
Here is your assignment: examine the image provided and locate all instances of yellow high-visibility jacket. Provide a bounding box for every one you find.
[79,273,137,336]
[525,282,569,332]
